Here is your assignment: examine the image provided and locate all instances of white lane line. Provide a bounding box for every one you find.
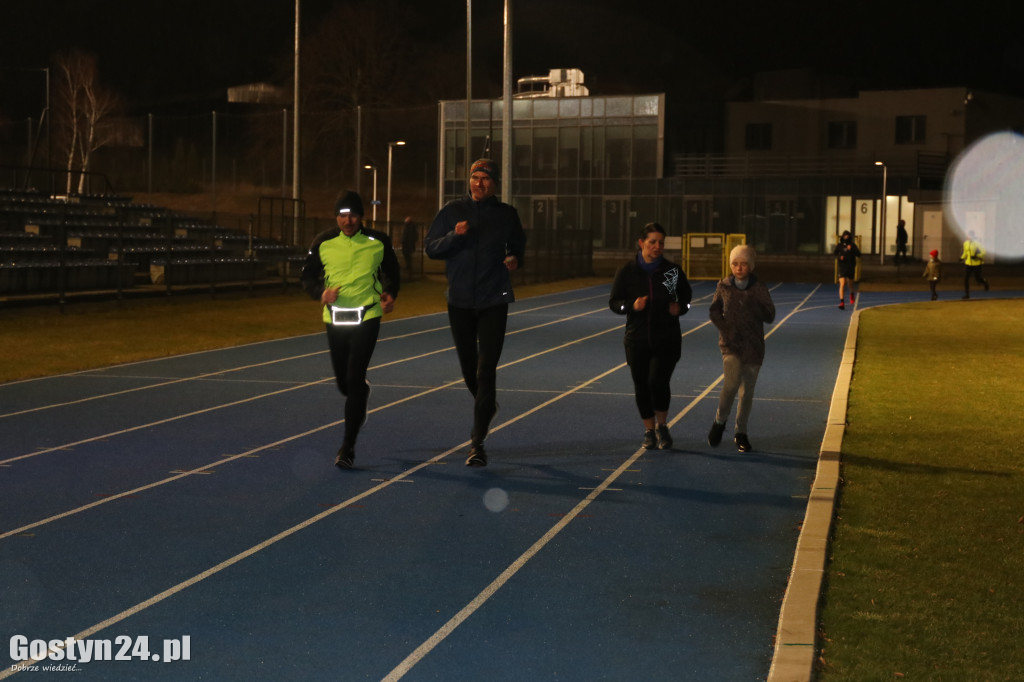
[382,286,821,680]
[0,321,624,539]
[0,293,605,420]
[382,363,722,681]
[0,359,627,680]
[0,351,327,420]
[0,284,812,680]
[0,308,611,467]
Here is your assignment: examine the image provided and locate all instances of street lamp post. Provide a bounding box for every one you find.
[386,140,406,237]
[4,66,51,189]
[875,161,887,264]
[363,164,378,227]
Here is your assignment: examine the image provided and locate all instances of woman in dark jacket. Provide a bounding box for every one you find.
[609,223,692,450]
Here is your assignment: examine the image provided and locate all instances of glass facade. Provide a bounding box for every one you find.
[439,94,666,267]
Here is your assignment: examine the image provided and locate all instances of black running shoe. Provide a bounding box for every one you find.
[734,433,753,453]
[335,445,355,469]
[465,444,487,467]
[708,422,725,447]
[655,424,673,450]
[641,429,657,449]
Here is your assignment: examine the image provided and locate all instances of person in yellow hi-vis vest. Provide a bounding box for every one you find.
[301,190,401,469]
[959,231,990,299]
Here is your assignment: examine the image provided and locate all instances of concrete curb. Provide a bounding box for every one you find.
[766,307,861,681]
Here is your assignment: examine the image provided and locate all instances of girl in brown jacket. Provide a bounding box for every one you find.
[707,245,775,452]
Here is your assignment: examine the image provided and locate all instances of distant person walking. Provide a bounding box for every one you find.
[960,230,990,299]
[895,219,908,265]
[402,216,418,274]
[425,158,527,467]
[923,249,941,300]
[609,222,692,451]
[707,245,775,453]
[300,190,400,469]
[834,230,860,309]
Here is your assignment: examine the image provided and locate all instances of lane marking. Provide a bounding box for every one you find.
[382,285,822,680]
[0,293,610,419]
[0,308,613,467]
[0,320,626,539]
[1,286,813,538]
[0,282,822,680]
[0,359,628,679]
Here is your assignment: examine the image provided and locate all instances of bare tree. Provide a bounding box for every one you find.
[297,0,422,179]
[52,49,119,194]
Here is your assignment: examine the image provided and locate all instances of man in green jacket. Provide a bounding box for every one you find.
[301,190,400,469]
[960,230,990,299]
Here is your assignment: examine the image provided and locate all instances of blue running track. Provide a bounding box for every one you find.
[2,282,1003,680]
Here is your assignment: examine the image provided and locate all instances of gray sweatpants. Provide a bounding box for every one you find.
[715,354,762,434]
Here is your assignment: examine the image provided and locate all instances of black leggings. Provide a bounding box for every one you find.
[447,303,508,444]
[625,343,681,420]
[964,264,988,292]
[325,316,381,447]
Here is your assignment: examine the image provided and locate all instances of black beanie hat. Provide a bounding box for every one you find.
[334,190,364,216]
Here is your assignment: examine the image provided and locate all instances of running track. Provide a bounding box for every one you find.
[1,282,991,680]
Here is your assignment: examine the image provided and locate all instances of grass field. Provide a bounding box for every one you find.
[817,299,1024,680]
[2,280,1021,680]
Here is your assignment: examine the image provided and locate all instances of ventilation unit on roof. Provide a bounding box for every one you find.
[515,69,589,99]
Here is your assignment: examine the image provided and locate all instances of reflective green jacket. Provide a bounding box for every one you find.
[961,239,985,266]
[300,226,400,324]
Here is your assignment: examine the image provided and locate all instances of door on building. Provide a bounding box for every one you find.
[854,198,876,254]
[684,197,711,233]
[765,197,797,253]
[603,197,629,250]
[921,210,943,260]
[532,197,555,249]
[531,196,556,275]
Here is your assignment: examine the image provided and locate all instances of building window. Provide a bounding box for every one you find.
[745,123,772,150]
[895,115,926,144]
[827,121,857,149]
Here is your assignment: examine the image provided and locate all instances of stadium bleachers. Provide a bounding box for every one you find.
[0,189,307,296]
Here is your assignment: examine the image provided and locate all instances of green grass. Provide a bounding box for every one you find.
[817,300,1024,681]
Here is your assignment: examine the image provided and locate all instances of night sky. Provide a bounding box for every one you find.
[3,0,1024,118]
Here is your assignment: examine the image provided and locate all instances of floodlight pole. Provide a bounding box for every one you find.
[876,161,887,264]
[364,164,378,226]
[501,0,512,203]
[466,0,472,181]
[292,0,301,245]
[386,141,405,237]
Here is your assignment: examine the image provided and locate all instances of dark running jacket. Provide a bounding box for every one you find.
[609,255,692,349]
[708,274,775,365]
[424,194,527,309]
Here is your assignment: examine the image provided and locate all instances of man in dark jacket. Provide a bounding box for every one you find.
[425,158,527,467]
